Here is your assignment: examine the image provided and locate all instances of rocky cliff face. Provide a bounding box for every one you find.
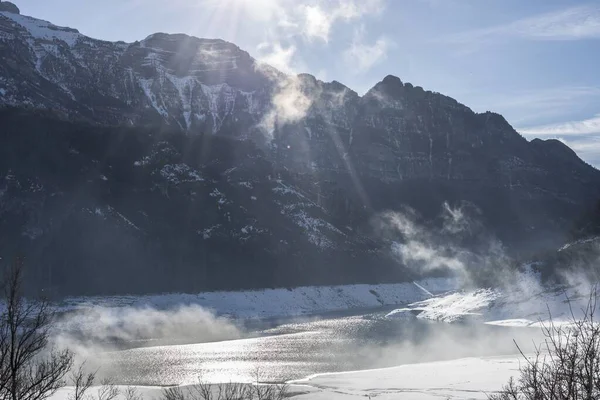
[0,2,18,14]
[0,12,275,133]
[1,11,599,295]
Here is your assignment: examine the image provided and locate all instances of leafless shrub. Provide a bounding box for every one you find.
[97,378,120,400]
[249,384,288,400]
[490,286,600,399]
[248,368,287,400]
[0,256,74,400]
[162,387,186,400]
[123,386,143,400]
[162,382,250,400]
[70,363,95,400]
[160,371,288,400]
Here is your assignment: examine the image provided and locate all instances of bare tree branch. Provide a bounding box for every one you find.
[0,257,74,400]
[97,378,120,400]
[490,285,600,400]
[123,386,142,400]
[69,363,95,400]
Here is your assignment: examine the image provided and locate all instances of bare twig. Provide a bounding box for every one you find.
[97,378,120,400]
[490,286,600,400]
[0,257,74,400]
[70,363,95,400]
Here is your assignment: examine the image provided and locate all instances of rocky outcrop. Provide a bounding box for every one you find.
[0,2,19,14]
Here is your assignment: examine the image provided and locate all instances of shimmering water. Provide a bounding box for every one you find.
[92,308,539,386]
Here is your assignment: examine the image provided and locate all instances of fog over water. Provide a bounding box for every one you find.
[52,306,544,386]
[43,204,599,387]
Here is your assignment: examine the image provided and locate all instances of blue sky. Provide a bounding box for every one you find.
[16,0,600,166]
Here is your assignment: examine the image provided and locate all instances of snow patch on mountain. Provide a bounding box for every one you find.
[109,206,142,232]
[240,90,262,115]
[0,12,81,46]
[138,78,169,118]
[134,141,181,168]
[272,180,342,249]
[200,83,237,132]
[559,236,600,252]
[133,63,262,132]
[165,74,196,129]
[273,180,323,210]
[291,210,343,249]
[159,164,203,184]
[209,188,227,205]
[233,224,267,241]
[236,181,253,189]
[198,224,221,239]
[85,205,142,232]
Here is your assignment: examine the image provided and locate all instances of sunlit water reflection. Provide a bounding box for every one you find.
[92,309,541,386]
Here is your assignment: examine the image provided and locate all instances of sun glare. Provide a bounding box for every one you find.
[190,0,283,47]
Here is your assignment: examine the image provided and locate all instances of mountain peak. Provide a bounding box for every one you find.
[0,1,19,14]
[530,138,580,160]
[366,74,406,99]
[296,73,318,85]
[381,74,403,86]
[141,33,231,46]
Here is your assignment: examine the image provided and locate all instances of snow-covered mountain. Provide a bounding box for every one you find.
[1,7,600,295]
[0,10,274,133]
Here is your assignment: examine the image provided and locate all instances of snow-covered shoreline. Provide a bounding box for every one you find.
[46,355,523,400]
[47,274,595,400]
[287,355,522,399]
[56,277,459,319]
[386,273,596,327]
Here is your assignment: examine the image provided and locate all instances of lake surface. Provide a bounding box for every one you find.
[88,307,540,386]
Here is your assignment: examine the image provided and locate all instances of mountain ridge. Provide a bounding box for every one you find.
[0,10,539,139]
[1,10,599,296]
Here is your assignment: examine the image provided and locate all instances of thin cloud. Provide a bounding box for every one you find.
[519,114,600,136]
[301,0,385,42]
[566,136,600,152]
[445,4,600,44]
[193,0,385,47]
[252,0,386,44]
[253,0,386,73]
[491,86,600,111]
[258,75,314,137]
[518,115,600,168]
[554,136,600,168]
[468,86,600,126]
[199,0,284,22]
[344,26,392,73]
[256,42,298,74]
[303,5,333,42]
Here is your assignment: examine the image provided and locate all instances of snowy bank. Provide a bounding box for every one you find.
[387,271,596,327]
[289,355,521,399]
[57,278,459,319]
[45,355,521,400]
